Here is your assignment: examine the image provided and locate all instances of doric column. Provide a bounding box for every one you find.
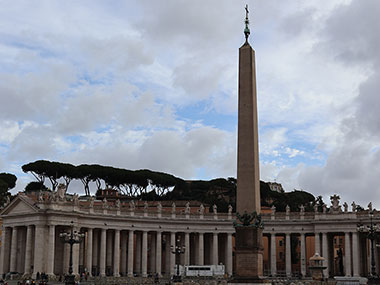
[185,232,190,265]
[300,233,306,277]
[315,232,320,254]
[10,227,18,273]
[16,228,24,273]
[127,230,134,277]
[226,233,233,276]
[322,232,329,278]
[285,233,291,277]
[99,228,106,277]
[170,232,175,276]
[86,228,93,276]
[33,225,45,277]
[198,233,204,265]
[24,225,33,275]
[106,230,113,272]
[142,231,148,277]
[352,231,360,277]
[212,232,218,265]
[270,233,277,276]
[345,232,352,277]
[120,231,127,276]
[46,225,55,276]
[150,233,156,274]
[135,232,142,274]
[113,229,120,277]
[156,231,162,277]
[0,227,10,275]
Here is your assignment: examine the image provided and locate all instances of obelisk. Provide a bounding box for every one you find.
[234,5,264,282]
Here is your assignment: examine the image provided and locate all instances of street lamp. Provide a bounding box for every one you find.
[357,210,379,277]
[170,237,186,283]
[60,221,85,285]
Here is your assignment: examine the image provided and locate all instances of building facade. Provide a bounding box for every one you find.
[0,191,377,280]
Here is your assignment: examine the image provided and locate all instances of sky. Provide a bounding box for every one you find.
[1,0,379,209]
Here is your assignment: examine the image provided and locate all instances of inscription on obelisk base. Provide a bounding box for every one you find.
[231,6,269,284]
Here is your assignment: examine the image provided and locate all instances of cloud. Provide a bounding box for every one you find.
[293,0,380,207]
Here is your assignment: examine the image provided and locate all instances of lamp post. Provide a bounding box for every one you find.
[60,221,85,285]
[170,237,185,283]
[357,210,379,277]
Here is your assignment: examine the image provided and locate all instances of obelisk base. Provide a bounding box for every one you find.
[232,227,269,284]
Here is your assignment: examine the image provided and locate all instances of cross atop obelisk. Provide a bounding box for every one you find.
[233,5,265,282]
[244,5,250,43]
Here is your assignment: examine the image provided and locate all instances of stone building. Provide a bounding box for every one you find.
[0,191,234,279]
[0,190,377,280]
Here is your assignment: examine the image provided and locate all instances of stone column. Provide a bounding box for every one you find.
[113,229,120,277]
[86,229,93,276]
[322,232,329,278]
[135,232,142,274]
[10,227,18,273]
[198,233,204,265]
[345,232,352,276]
[33,225,45,277]
[120,231,127,276]
[315,232,320,254]
[150,233,156,274]
[92,230,99,272]
[24,225,33,275]
[170,232,175,276]
[185,232,190,265]
[352,231,360,277]
[300,233,306,277]
[212,232,218,265]
[106,230,113,273]
[127,230,134,277]
[79,240,84,272]
[226,233,233,276]
[99,228,106,277]
[46,225,55,276]
[0,227,10,275]
[285,233,291,277]
[17,228,25,274]
[156,231,162,277]
[270,233,277,276]
[142,231,148,277]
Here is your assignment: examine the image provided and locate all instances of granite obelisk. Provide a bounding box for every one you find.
[234,5,264,282]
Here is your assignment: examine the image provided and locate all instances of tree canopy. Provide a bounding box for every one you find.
[0,172,17,206]
[21,160,318,212]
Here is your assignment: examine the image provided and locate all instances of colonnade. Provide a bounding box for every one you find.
[265,231,364,278]
[0,225,233,278]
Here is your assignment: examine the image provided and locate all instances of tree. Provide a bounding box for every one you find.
[25,181,48,193]
[0,172,17,206]
[0,173,17,190]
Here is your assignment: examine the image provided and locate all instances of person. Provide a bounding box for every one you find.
[36,272,40,281]
[154,273,159,284]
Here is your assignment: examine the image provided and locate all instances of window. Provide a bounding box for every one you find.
[279,240,283,247]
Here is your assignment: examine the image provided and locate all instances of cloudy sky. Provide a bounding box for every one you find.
[1,0,379,208]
